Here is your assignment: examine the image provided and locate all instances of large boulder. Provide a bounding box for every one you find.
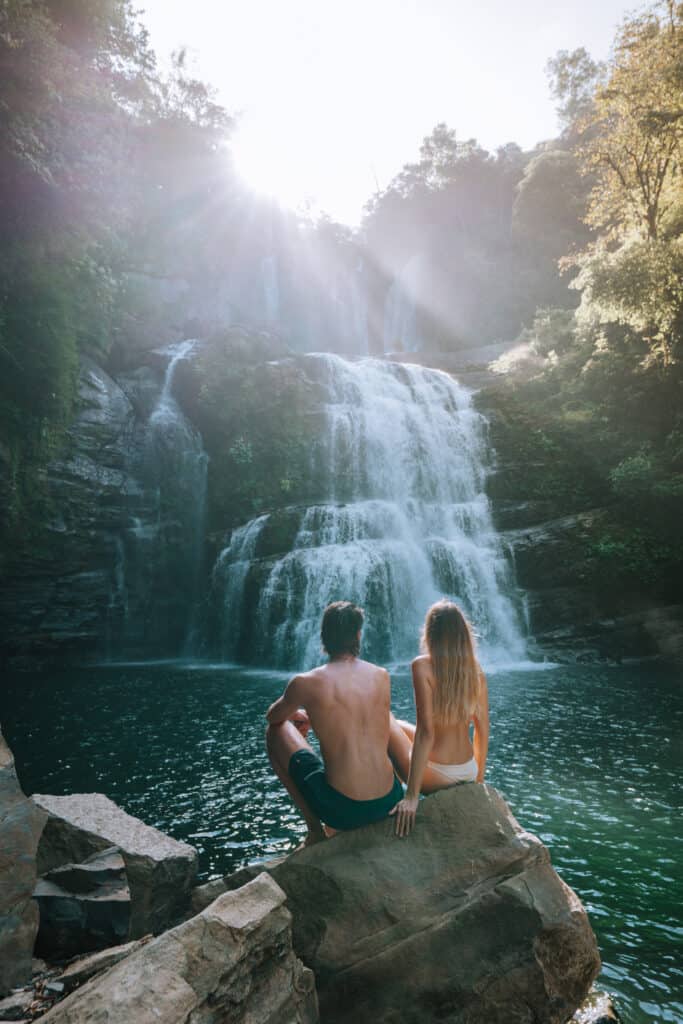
[219,784,600,1024]
[34,848,131,959]
[0,726,46,995]
[38,872,318,1024]
[32,793,197,937]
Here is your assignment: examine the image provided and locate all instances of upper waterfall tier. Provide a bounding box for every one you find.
[213,354,525,668]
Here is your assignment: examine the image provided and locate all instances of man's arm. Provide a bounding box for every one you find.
[472,670,489,783]
[266,675,306,725]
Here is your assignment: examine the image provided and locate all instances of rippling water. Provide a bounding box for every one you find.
[2,661,681,1023]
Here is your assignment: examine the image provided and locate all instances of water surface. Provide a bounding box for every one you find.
[2,661,681,1024]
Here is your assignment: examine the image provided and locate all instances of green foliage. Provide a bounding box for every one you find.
[186,332,321,528]
[0,0,235,545]
[572,238,683,363]
[575,3,683,244]
[589,525,678,588]
[609,453,656,497]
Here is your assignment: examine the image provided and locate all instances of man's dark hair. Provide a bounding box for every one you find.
[321,601,364,659]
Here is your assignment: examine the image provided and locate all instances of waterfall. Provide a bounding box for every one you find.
[117,340,209,657]
[212,354,525,669]
[261,255,280,323]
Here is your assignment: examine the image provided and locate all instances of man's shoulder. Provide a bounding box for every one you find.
[289,667,321,687]
[356,659,390,682]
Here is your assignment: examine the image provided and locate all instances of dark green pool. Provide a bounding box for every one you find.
[2,661,681,1023]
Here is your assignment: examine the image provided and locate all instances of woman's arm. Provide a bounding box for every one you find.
[391,659,435,836]
[472,669,489,783]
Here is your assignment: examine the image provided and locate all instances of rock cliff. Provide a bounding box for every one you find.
[0,725,46,995]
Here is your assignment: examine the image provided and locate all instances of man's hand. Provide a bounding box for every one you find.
[389,795,419,837]
[291,709,311,738]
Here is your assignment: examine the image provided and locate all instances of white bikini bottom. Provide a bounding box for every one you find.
[426,756,478,782]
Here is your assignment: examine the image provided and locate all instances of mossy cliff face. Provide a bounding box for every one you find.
[0,330,331,667]
[478,386,683,662]
[176,328,330,538]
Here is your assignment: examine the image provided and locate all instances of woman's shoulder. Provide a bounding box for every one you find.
[411,654,433,679]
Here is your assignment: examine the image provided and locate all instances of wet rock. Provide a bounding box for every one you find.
[570,989,622,1022]
[38,872,318,1024]
[34,849,131,959]
[0,727,47,996]
[32,793,197,938]
[0,359,145,667]
[221,784,600,1024]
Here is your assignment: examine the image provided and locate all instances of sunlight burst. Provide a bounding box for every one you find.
[231,119,316,212]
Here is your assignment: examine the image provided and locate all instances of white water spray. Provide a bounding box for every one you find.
[213,354,525,669]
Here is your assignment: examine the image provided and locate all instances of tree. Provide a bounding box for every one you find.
[546,47,605,132]
[577,3,683,242]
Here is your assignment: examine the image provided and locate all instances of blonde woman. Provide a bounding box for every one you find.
[389,600,489,837]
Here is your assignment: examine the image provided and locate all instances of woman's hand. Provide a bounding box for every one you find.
[390,795,419,837]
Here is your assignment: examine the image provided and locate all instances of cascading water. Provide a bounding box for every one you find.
[212,353,525,669]
[117,340,209,657]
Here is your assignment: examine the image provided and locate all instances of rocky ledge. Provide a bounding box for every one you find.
[197,782,602,1024]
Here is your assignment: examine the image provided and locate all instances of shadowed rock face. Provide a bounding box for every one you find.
[32,792,198,938]
[35,848,131,959]
[218,784,600,1024]
[38,873,319,1024]
[0,726,46,995]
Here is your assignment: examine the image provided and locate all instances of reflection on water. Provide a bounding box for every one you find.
[2,662,681,1024]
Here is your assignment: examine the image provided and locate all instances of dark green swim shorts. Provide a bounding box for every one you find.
[289,749,404,831]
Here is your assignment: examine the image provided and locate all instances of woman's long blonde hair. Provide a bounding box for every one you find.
[421,600,481,724]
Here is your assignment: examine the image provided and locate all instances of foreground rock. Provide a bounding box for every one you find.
[39,872,318,1024]
[217,784,600,1024]
[0,727,47,995]
[34,849,131,959]
[32,794,197,938]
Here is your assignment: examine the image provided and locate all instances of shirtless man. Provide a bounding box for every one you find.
[265,601,403,845]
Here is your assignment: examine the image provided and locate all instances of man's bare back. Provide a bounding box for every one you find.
[286,657,395,800]
[265,601,403,843]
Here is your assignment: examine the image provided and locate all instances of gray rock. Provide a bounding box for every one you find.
[32,793,197,937]
[222,784,600,1024]
[41,846,125,892]
[58,938,150,992]
[0,727,47,995]
[34,849,131,959]
[0,988,34,1021]
[38,872,318,1024]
